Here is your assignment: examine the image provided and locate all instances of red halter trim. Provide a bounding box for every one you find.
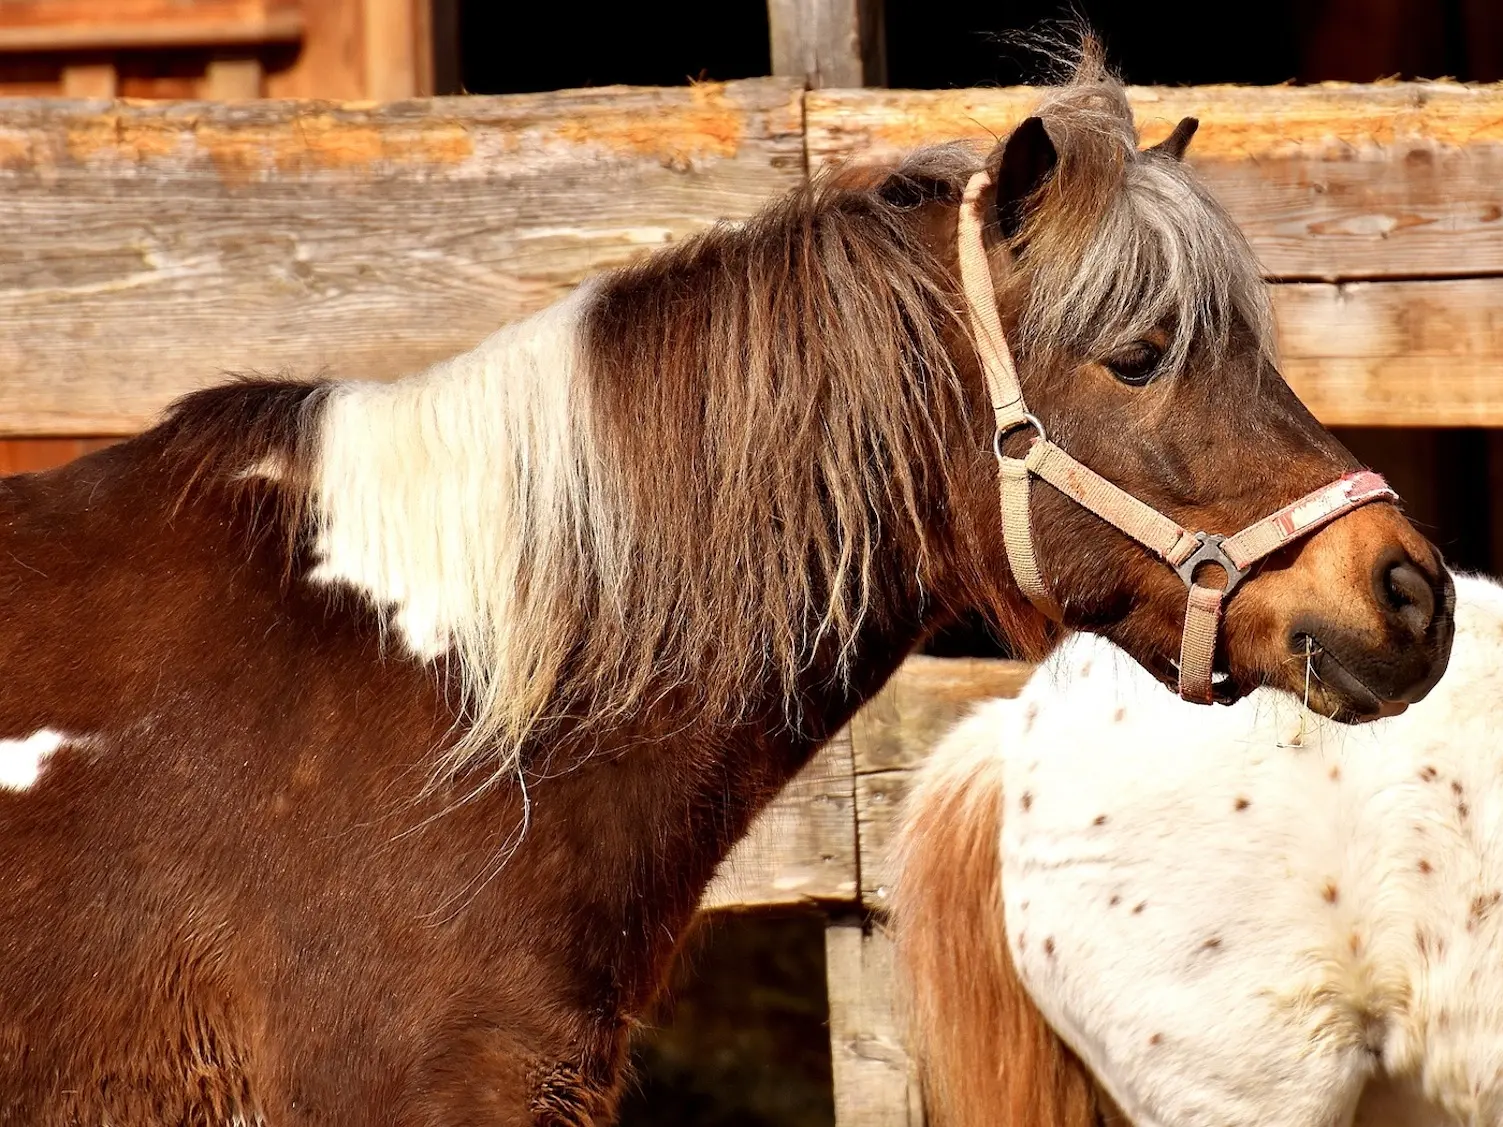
[958,168,1398,703]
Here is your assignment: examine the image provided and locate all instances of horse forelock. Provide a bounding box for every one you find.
[1008,41,1277,379]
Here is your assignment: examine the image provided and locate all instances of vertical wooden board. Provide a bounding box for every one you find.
[264,0,367,99]
[0,79,806,436]
[362,0,418,100]
[825,921,925,1127]
[855,768,912,909]
[704,732,858,911]
[805,83,1503,280]
[61,62,117,97]
[850,656,1032,907]
[205,56,264,98]
[769,0,884,88]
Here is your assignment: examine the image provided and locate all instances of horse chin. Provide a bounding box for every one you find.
[1137,649,1251,706]
[1291,632,1414,724]
[1173,642,1412,722]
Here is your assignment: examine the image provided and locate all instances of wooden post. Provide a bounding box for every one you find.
[363,0,422,98]
[825,917,925,1127]
[768,0,885,87]
[205,56,264,99]
[61,61,117,98]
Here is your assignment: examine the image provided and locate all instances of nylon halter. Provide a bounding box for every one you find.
[958,168,1397,704]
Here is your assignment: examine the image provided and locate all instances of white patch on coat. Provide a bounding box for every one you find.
[0,729,81,790]
[930,573,1503,1127]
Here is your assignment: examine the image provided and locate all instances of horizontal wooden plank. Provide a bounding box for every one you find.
[851,656,1035,776]
[807,83,1503,281]
[1276,278,1503,426]
[0,0,303,51]
[704,732,858,911]
[0,80,805,436]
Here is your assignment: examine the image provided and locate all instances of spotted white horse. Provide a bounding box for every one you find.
[894,572,1503,1127]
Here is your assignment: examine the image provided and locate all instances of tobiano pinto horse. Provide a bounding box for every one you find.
[895,573,1503,1127]
[0,45,1453,1125]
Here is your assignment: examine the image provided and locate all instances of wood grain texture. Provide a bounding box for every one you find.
[807,83,1503,281]
[704,733,858,911]
[712,655,1032,911]
[768,0,884,87]
[1275,278,1503,426]
[0,0,304,51]
[851,656,1032,906]
[0,80,806,436]
[825,922,926,1127]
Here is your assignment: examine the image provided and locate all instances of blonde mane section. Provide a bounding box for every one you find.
[310,282,617,779]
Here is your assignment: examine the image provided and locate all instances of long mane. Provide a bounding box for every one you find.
[161,42,1277,785]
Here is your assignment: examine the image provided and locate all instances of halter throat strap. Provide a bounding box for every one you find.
[957,168,1397,704]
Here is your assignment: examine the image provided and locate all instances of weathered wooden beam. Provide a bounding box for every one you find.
[2,85,1500,435]
[769,0,885,88]
[704,733,858,912]
[5,268,1498,434]
[825,920,926,1127]
[1275,279,1503,426]
[0,82,806,436]
[807,83,1503,281]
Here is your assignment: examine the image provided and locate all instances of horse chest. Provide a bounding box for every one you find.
[998,635,1503,1127]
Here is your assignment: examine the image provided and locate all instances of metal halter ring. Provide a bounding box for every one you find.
[1172,531,1249,595]
[992,413,1048,461]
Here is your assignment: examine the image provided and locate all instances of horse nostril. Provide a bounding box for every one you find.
[1379,558,1436,639]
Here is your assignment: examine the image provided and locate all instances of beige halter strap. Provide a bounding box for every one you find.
[958,169,1397,704]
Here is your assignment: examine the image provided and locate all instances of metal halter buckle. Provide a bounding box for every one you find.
[1172,531,1248,595]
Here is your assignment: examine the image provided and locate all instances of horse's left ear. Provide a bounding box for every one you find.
[1145,116,1199,161]
[992,116,1058,241]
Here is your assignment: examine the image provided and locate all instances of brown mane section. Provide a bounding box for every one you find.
[578,145,1047,740]
[158,378,328,560]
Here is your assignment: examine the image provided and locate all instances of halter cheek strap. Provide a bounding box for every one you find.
[958,169,1398,704]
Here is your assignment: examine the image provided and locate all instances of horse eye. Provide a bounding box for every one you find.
[1104,341,1163,386]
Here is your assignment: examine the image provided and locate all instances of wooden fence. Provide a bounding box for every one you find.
[2,78,1503,1123]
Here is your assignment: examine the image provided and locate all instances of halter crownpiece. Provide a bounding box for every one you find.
[957,168,1398,704]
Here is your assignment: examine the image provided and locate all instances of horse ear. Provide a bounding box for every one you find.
[993,116,1058,241]
[1145,116,1199,160]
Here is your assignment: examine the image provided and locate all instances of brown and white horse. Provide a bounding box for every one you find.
[894,574,1503,1127]
[0,49,1452,1125]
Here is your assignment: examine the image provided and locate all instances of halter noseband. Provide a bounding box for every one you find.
[958,169,1397,704]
